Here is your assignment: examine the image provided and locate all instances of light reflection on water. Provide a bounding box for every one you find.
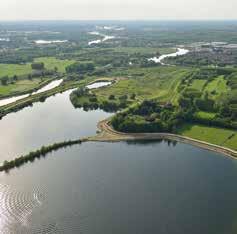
[0,141,237,234]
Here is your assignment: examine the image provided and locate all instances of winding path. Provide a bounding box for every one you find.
[89,118,237,159]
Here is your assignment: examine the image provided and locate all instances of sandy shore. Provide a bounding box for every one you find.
[89,118,237,159]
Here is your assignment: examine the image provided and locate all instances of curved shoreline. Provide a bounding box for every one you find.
[90,118,237,159]
[1,116,237,172]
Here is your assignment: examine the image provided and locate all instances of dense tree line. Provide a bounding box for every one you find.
[0,139,82,172]
[31,62,45,70]
[66,62,95,74]
[111,100,185,133]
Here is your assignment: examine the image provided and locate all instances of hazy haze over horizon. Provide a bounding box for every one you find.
[0,0,237,21]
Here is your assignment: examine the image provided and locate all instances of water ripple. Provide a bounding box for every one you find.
[0,184,46,233]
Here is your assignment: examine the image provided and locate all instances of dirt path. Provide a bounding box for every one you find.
[89,118,237,159]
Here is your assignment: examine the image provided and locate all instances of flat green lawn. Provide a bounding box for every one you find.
[0,64,32,78]
[35,57,74,73]
[0,57,74,78]
[178,124,237,150]
[195,111,216,120]
[204,76,229,99]
[190,79,207,91]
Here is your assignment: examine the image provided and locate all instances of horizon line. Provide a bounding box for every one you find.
[0,19,237,22]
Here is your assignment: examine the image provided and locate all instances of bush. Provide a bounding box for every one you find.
[31,62,45,70]
[66,62,95,74]
[109,94,115,100]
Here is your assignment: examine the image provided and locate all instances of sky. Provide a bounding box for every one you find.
[0,0,236,21]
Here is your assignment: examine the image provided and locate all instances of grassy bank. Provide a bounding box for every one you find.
[178,124,237,151]
[0,77,58,98]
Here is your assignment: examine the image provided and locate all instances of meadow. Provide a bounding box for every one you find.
[102,66,190,100]
[0,57,74,78]
[178,124,237,150]
[0,78,51,97]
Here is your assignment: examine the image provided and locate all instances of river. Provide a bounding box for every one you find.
[88,32,115,45]
[0,80,237,234]
[149,48,189,65]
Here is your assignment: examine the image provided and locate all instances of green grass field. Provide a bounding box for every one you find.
[178,124,237,150]
[0,63,32,78]
[34,57,74,73]
[94,66,190,103]
[0,57,74,78]
[190,79,207,91]
[204,76,229,99]
[0,78,53,97]
[194,111,216,120]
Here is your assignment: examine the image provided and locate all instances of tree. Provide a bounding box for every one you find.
[1,76,9,85]
[130,93,136,100]
[28,74,32,80]
[109,94,115,100]
[66,62,95,74]
[31,62,45,70]
[13,75,18,81]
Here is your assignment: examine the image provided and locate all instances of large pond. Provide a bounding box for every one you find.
[1,141,237,233]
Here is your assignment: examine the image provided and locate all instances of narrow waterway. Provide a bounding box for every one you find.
[86,81,111,89]
[88,31,115,45]
[149,48,189,65]
[0,79,63,107]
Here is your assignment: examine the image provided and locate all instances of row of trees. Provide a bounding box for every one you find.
[66,62,95,74]
[0,139,82,171]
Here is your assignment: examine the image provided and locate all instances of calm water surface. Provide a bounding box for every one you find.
[0,141,237,234]
[0,83,237,234]
[0,89,111,161]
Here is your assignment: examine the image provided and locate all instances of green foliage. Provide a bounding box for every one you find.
[66,62,95,74]
[111,100,183,133]
[194,98,215,111]
[1,76,9,86]
[31,62,45,70]
[0,139,82,172]
[109,94,115,100]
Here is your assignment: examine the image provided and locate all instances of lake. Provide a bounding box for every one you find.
[0,89,111,161]
[0,84,237,234]
[1,141,237,233]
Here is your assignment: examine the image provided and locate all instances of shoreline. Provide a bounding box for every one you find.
[1,117,237,172]
[90,118,237,159]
